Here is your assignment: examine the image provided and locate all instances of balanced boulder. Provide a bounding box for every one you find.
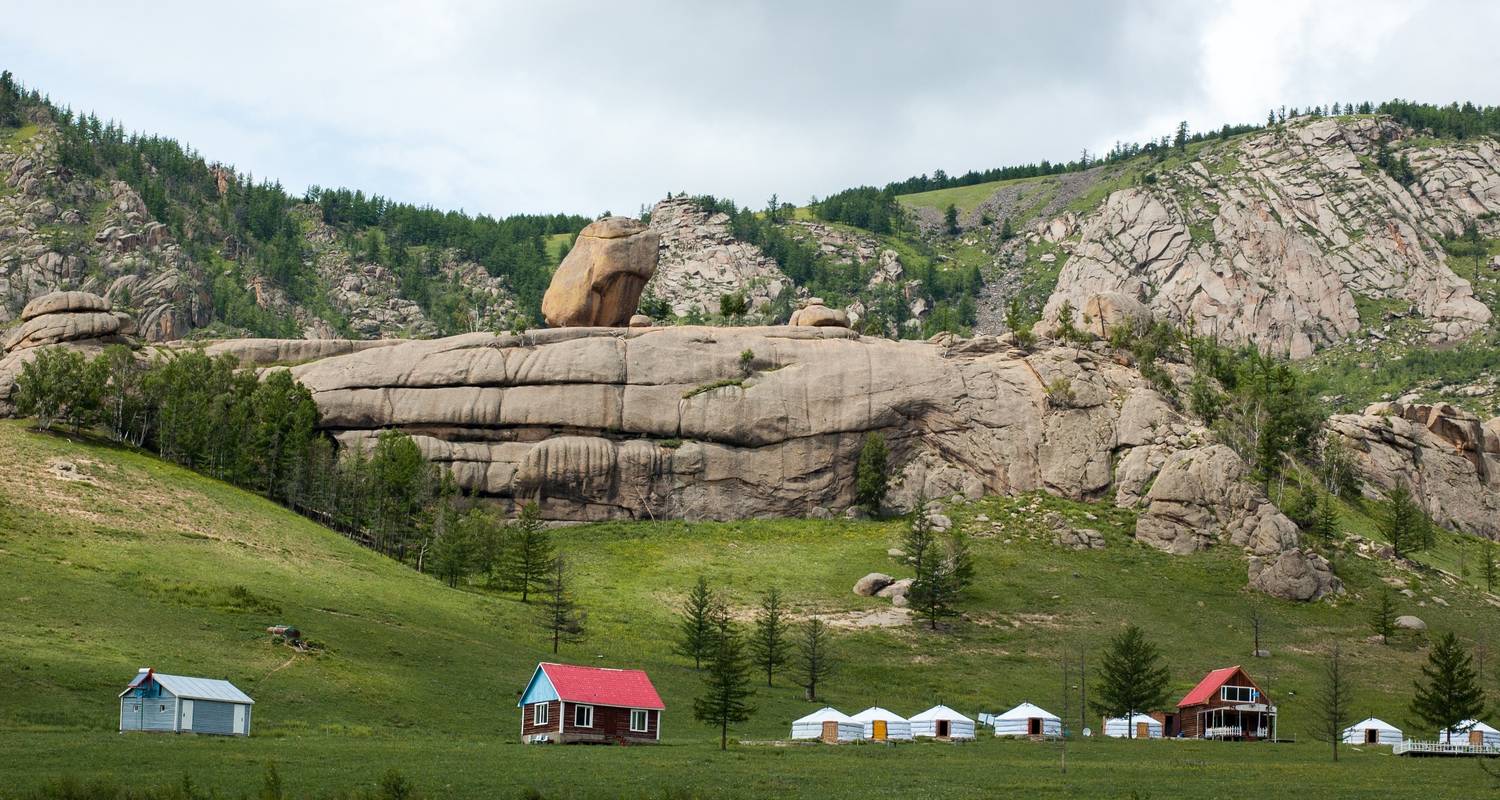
[789,298,849,328]
[4,292,122,353]
[541,217,660,327]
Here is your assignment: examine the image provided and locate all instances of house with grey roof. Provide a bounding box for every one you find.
[118,668,254,736]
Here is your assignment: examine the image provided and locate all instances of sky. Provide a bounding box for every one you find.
[4,0,1498,218]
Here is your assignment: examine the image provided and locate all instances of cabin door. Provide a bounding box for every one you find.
[1137,722,1150,739]
[872,720,887,741]
[1472,729,1485,747]
[180,699,194,731]
[233,704,246,735]
[936,720,950,738]
[1028,718,1041,736]
[1365,729,1378,744]
[821,720,839,743]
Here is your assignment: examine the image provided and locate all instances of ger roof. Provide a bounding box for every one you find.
[909,704,973,723]
[1443,719,1500,735]
[849,706,907,722]
[793,707,855,725]
[536,662,664,710]
[119,669,253,704]
[998,702,1060,721]
[1178,666,1263,708]
[1344,717,1401,732]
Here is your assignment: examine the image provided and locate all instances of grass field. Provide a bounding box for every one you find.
[896,176,1039,215]
[1,419,1497,798]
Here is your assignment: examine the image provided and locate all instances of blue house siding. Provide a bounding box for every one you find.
[519,668,559,707]
[119,672,253,735]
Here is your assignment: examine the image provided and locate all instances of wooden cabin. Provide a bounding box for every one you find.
[1176,666,1277,740]
[518,662,663,744]
[118,668,253,736]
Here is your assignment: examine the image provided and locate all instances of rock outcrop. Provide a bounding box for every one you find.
[1248,549,1343,602]
[1037,117,1494,357]
[542,217,659,327]
[644,197,792,317]
[3,291,123,352]
[1326,401,1500,539]
[788,298,849,328]
[203,325,1327,597]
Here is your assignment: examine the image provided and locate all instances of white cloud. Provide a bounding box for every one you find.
[3,1,1497,217]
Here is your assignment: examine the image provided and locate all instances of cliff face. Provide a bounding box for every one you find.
[1039,118,1495,357]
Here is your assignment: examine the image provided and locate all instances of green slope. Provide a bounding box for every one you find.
[1,420,1496,798]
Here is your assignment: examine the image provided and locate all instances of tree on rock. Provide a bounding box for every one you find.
[693,605,755,751]
[855,432,889,514]
[1412,632,1486,742]
[503,501,553,602]
[749,587,789,687]
[795,618,836,702]
[1090,625,1170,738]
[1314,643,1354,761]
[676,576,717,670]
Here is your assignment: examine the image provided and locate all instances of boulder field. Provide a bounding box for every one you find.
[198,324,1342,599]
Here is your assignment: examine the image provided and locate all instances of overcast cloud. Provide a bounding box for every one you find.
[4,1,1497,217]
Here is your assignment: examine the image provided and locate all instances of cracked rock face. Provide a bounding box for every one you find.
[644,198,791,317]
[188,326,1324,598]
[1039,117,1493,358]
[1326,401,1500,539]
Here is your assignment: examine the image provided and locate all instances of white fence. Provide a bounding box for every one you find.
[1393,740,1500,757]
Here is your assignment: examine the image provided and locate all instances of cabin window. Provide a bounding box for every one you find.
[159,704,167,712]
[574,704,593,728]
[630,709,649,733]
[1219,685,1255,703]
[532,703,549,726]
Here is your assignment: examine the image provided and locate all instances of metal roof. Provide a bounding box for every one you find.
[537,663,664,710]
[1178,665,1265,708]
[120,669,253,704]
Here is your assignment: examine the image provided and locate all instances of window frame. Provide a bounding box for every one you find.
[574,704,594,728]
[629,709,649,733]
[532,702,549,726]
[1219,685,1254,703]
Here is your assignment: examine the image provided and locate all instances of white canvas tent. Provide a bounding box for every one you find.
[1440,719,1500,746]
[1102,712,1162,739]
[989,702,1063,738]
[850,707,913,741]
[909,705,975,740]
[791,707,864,742]
[1342,717,1401,745]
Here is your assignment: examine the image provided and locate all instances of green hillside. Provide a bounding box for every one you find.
[1,420,1497,798]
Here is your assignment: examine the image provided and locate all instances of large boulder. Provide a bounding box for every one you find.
[3,291,123,353]
[541,217,659,327]
[854,573,895,596]
[1248,549,1343,601]
[21,291,111,321]
[1135,445,1298,556]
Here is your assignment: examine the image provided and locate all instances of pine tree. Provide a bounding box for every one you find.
[1310,492,1340,544]
[1369,589,1398,645]
[503,501,553,602]
[794,618,836,701]
[693,606,755,751]
[749,587,789,687]
[537,555,586,654]
[1315,644,1353,761]
[675,576,717,669]
[1090,625,1171,737]
[1412,632,1486,742]
[1174,120,1189,152]
[855,432,889,514]
[1382,484,1429,559]
[943,204,959,235]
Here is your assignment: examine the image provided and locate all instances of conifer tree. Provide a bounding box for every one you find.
[1090,625,1171,737]
[794,618,836,702]
[1483,540,1497,593]
[1369,589,1399,645]
[1382,484,1429,559]
[693,606,755,751]
[749,587,789,687]
[676,576,717,669]
[943,204,959,235]
[855,432,889,514]
[1315,644,1353,761]
[1310,492,1340,544]
[503,501,553,602]
[537,555,586,654]
[1412,632,1486,741]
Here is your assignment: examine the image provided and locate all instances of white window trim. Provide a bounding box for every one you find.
[630,709,649,733]
[1219,685,1255,703]
[532,702,549,726]
[574,704,594,728]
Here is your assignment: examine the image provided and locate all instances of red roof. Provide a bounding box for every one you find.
[1178,666,1264,708]
[541,663,664,710]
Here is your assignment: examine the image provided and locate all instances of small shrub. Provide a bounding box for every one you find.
[1046,377,1076,408]
[739,349,755,376]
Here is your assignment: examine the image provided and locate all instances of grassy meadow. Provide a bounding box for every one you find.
[1,419,1497,798]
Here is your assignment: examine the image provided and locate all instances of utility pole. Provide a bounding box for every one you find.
[1079,652,1088,736]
